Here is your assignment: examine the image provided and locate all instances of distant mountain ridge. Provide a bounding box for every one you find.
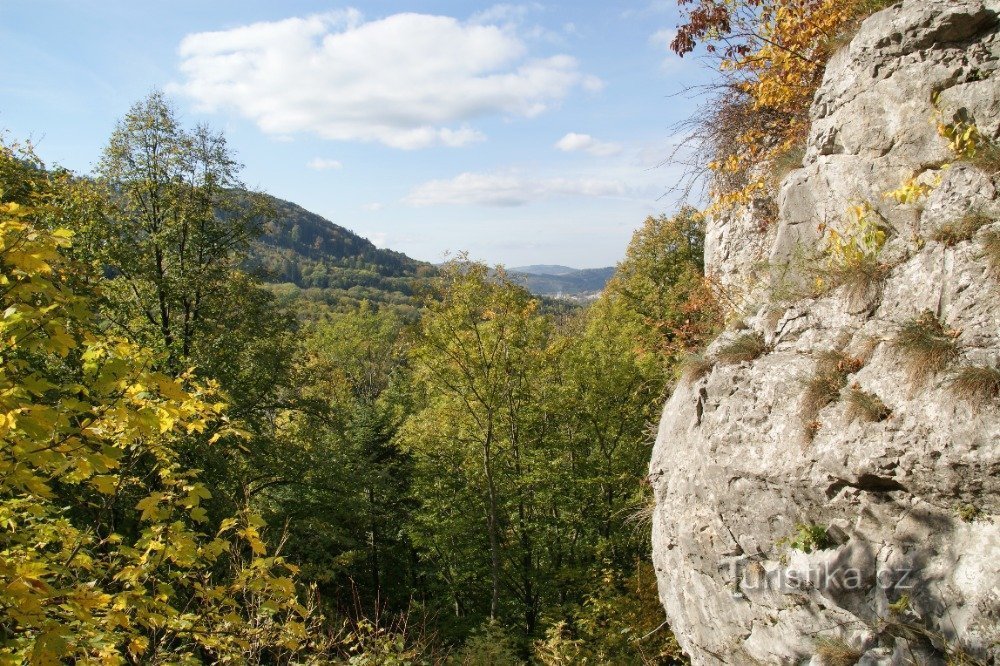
[250,195,615,302]
[508,266,615,298]
[509,264,580,276]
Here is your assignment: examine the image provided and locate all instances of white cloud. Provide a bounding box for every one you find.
[307,157,343,170]
[555,133,622,157]
[649,28,677,50]
[470,3,543,25]
[174,9,601,149]
[404,171,633,207]
[362,202,384,212]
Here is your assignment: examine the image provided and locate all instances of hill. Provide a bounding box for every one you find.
[248,195,435,316]
[508,266,615,299]
[509,264,579,276]
[250,196,612,308]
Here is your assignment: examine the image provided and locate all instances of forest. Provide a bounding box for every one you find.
[0,94,713,662]
[1,0,922,662]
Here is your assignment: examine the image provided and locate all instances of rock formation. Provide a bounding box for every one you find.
[650,1,1000,663]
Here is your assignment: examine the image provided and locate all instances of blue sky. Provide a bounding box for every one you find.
[1,1,708,268]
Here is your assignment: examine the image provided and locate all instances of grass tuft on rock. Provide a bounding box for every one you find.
[680,353,716,383]
[716,332,769,364]
[844,385,891,422]
[802,351,864,423]
[822,256,890,311]
[969,138,1000,175]
[814,636,864,666]
[891,310,960,384]
[984,229,1000,276]
[931,211,991,247]
[950,365,1000,406]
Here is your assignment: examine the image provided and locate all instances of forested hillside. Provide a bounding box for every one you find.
[0,93,710,663]
[250,196,434,317]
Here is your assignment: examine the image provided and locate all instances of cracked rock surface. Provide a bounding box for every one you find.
[650,1,1000,663]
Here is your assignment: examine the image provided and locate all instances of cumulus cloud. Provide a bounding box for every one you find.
[555,132,622,157]
[173,9,601,149]
[307,157,343,170]
[404,172,632,207]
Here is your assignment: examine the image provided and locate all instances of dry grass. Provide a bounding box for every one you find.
[769,145,806,185]
[931,212,991,247]
[844,385,891,422]
[950,365,1000,406]
[984,229,1000,275]
[680,353,716,382]
[969,139,1000,175]
[803,351,864,419]
[716,332,769,364]
[814,636,863,666]
[891,311,960,384]
[822,257,890,311]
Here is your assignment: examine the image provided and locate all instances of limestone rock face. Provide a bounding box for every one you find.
[650,1,1000,663]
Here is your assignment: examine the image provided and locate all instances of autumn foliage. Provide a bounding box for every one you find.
[0,148,316,663]
[672,0,893,213]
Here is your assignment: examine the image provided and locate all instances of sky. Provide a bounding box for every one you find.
[1,1,710,268]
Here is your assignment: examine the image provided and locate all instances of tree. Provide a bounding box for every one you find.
[0,144,317,663]
[400,261,558,636]
[94,91,270,370]
[607,207,721,367]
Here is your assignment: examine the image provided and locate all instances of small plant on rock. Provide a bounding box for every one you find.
[819,203,890,308]
[814,636,864,666]
[950,365,1000,406]
[891,310,961,384]
[956,504,981,523]
[931,211,992,247]
[940,120,1000,174]
[717,332,769,364]
[781,523,832,553]
[844,384,892,422]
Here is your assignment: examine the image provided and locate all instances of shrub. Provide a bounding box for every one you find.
[931,211,991,247]
[950,365,1000,406]
[844,385,891,422]
[814,636,864,666]
[891,311,960,384]
[455,622,521,666]
[671,0,896,214]
[716,332,769,364]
